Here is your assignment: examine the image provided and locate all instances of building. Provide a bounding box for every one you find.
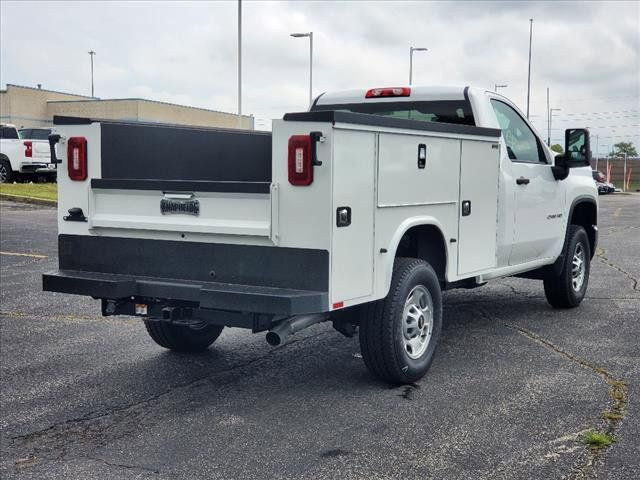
[0,84,253,130]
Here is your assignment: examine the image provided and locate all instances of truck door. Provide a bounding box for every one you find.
[490,100,565,265]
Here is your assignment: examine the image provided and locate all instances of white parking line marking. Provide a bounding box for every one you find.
[0,251,48,259]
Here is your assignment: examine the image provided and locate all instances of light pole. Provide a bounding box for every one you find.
[409,47,427,85]
[594,135,599,170]
[494,84,508,93]
[237,0,242,126]
[290,32,313,107]
[549,107,561,147]
[526,18,533,119]
[88,50,96,97]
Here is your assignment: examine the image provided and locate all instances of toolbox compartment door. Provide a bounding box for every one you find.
[457,140,500,275]
[330,129,376,302]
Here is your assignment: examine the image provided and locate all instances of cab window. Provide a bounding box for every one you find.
[490,100,545,163]
[0,127,19,139]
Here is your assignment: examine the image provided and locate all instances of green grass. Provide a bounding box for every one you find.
[580,430,615,448]
[0,182,58,201]
[611,180,640,192]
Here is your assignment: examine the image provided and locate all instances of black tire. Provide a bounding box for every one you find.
[544,225,591,308]
[0,159,13,183]
[359,257,443,384]
[144,319,223,352]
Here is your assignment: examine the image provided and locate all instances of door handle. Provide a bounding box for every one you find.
[516,177,530,185]
[461,200,471,216]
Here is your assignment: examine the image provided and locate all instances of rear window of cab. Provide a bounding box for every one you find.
[311,100,475,126]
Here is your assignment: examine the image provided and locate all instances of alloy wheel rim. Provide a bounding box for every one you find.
[0,164,7,183]
[402,285,434,359]
[571,243,586,292]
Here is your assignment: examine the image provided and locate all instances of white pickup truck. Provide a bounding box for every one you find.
[0,123,56,183]
[43,86,597,384]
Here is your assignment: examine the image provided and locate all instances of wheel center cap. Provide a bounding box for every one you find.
[418,316,424,329]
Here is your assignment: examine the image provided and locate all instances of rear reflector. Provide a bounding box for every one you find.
[24,141,32,158]
[67,137,87,181]
[288,135,313,186]
[365,87,411,98]
[332,301,344,310]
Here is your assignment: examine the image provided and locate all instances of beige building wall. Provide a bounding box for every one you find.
[0,84,91,128]
[48,99,252,129]
[1,83,252,130]
[47,100,140,123]
[137,100,252,129]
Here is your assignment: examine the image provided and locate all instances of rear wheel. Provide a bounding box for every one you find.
[544,225,591,308]
[144,319,223,352]
[359,258,442,384]
[0,159,13,183]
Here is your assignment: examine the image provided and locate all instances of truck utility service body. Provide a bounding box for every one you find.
[43,86,597,383]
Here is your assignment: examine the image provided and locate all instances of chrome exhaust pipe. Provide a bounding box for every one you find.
[265,314,327,346]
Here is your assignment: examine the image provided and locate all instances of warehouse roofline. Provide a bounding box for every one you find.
[2,83,251,119]
[1,83,95,98]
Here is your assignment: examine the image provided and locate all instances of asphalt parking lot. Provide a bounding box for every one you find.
[0,195,638,480]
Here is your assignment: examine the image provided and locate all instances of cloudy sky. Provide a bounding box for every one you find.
[1,0,638,151]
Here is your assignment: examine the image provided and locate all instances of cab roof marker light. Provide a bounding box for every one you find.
[365,87,411,98]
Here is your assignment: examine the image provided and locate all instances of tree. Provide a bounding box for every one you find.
[609,142,637,157]
[550,144,564,154]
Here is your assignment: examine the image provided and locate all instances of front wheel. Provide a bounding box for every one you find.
[144,319,223,352]
[359,258,443,384]
[543,225,591,308]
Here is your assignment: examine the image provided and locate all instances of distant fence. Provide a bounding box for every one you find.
[590,157,640,188]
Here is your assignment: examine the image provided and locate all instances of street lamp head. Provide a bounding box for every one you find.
[290,32,311,38]
[411,47,428,52]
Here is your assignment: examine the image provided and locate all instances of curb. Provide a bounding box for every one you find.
[0,193,57,207]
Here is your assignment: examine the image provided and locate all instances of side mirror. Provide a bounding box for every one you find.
[552,153,569,180]
[564,128,591,166]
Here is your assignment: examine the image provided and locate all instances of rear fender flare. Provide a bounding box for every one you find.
[382,216,449,296]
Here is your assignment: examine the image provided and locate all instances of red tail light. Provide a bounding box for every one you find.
[288,135,313,186]
[67,137,87,181]
[365,87,411,98]
[24,141,32,157]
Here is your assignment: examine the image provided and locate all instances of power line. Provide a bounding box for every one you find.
[531,94,640,104]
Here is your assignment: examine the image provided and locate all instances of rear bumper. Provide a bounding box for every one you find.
[19,162,52,173]
[44,234,329,316]
[43,269,328,315]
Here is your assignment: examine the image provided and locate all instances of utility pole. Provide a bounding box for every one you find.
[526,18,533,119]
[549,108,561,147]
[623,152,628,192]
[88,50,96,97]
[594,135,599,170]
[237,0,242,127]
[546,87,550,146]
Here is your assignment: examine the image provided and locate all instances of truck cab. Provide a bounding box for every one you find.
[311,86,597,279]
[43,85,597,384]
